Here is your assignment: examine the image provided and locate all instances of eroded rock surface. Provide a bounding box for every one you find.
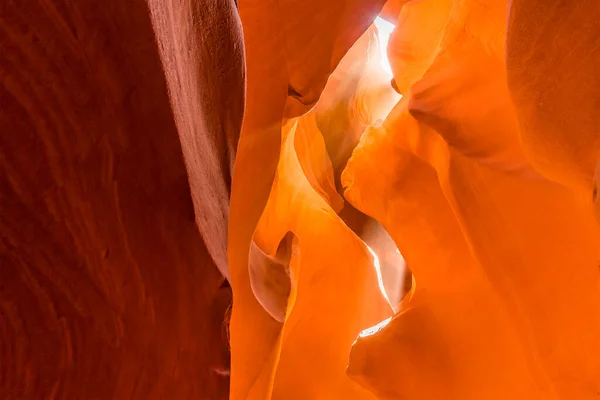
[5,0,600,398]
[1,0,243,398]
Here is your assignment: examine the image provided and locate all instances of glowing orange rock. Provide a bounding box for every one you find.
[342,1,600,399]
[343,102,542,399]
[229,0,600,399]
[228,1,388,398]
[507,0,600,194]
[14,0,600,398]
[248,116,391,399]
[387,0,452,94]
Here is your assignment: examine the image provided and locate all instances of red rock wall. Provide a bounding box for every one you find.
[0,0,243,398]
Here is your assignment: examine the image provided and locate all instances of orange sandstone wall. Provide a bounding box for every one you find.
[4,0,600,399]
[228,0,600,399]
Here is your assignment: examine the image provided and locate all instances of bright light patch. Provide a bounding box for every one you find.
[359,316,392,338]
[374,17,395,75]
[366,244,392,308]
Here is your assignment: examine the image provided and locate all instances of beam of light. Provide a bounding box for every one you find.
[374,16,395,75]
[365,244,392,309]
[357,242,403,338]
[359,316,392,338]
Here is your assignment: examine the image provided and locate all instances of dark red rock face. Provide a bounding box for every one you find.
[0,0,243,398]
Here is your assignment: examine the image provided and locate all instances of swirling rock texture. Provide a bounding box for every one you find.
[231,0,600,399]
[1,0,242,398]
[3,0,600,399]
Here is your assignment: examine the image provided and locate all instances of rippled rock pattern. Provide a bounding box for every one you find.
[3,0,600,399]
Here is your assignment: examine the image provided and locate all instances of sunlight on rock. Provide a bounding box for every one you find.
[366,244,392,308]
[360,220,408,313]
[374,16,394,75]
[7,1,600,399]
[359,316,392,338]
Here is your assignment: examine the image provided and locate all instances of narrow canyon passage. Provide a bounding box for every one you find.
[2,0,600,399]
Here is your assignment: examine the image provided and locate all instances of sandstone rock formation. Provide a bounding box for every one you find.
[230,0,600,398]
[1,0,242,398]
[3,0,600,399]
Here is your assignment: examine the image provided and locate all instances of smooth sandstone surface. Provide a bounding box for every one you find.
[507,0,600,194]
[4,0,600,398]
[1,0,243,398]
[230,0,600,398]
[227,1,388,398]
[341,0,600,398]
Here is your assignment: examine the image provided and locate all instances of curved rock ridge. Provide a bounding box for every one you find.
[5,0,600,398]
[230,0,600,398]
[340,0,600,398]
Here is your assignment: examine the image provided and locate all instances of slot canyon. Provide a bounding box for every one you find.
[2,0,600,399]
